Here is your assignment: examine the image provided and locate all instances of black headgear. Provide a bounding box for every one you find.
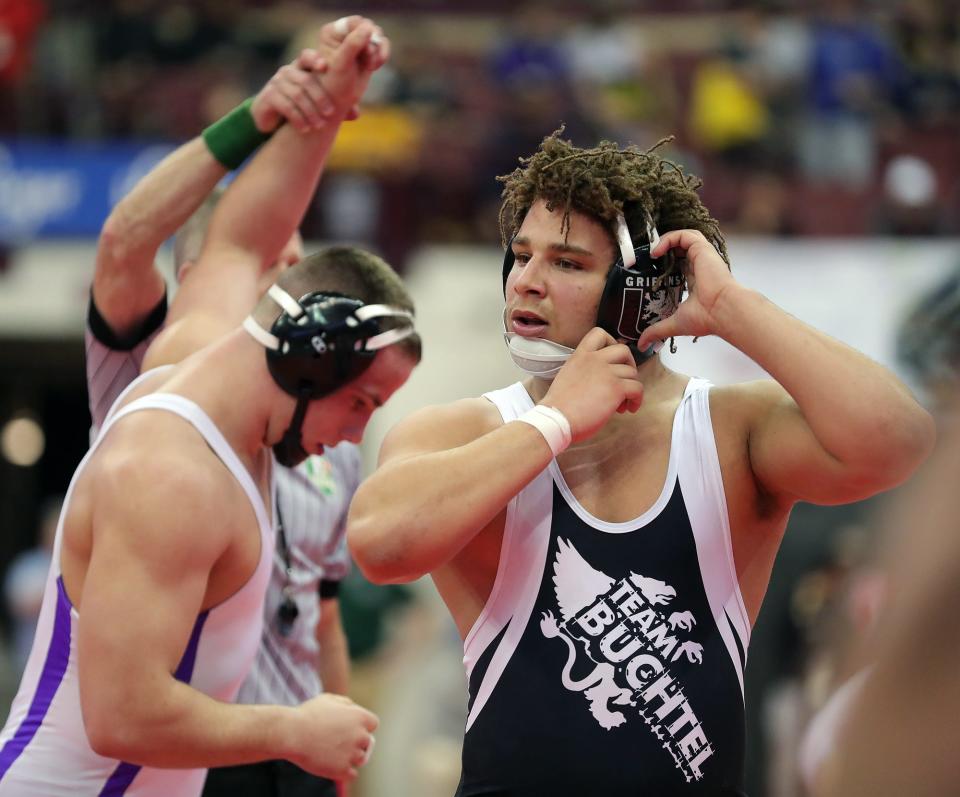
[501,212,683,358]
[244,285,415,467]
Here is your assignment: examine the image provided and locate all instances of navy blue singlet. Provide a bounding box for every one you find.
[456,379,751,796]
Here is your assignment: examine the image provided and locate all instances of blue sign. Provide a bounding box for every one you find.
[0,140,177,242]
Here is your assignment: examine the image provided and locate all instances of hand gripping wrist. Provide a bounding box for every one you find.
[202,97,272,170]
[514,405,572,457]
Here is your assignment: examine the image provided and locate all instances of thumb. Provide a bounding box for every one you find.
[637,315,680,353]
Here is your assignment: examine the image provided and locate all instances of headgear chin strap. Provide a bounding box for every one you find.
[502,309,575,380]
[501,211,683,377]
[244,284,415,467]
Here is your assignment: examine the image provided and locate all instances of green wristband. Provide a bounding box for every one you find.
[202,97,272,170]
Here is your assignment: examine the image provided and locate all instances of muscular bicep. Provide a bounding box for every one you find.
[77,463,228,724]
[376,399,503,467]
[141,245,264,370]
[741,382,873,505]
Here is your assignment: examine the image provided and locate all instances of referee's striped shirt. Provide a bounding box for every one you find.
[237,446,358,706]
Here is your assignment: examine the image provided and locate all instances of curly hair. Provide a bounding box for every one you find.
[497,129,729,270]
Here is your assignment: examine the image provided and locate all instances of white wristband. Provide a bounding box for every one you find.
[514,405,572,457]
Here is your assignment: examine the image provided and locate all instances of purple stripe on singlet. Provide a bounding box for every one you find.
[0,577,73,781]
[98,609,210,796]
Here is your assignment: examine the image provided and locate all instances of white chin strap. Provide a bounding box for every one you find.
[501,312,574,380]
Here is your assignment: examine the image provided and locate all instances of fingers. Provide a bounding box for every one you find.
[330,15,362,41]
[270,89,311,133]
[637,315,680,353]
[365,24,390,68]
[575,326,619,353]
[616,381,644,415]
[332,20,377,70]
[296,48,328,73]
[360,708,379,732]
[652,228,722,271]
[651,228,707,259]
[287,68,336,120]
[263,67,332,133]
[361,733,376,765]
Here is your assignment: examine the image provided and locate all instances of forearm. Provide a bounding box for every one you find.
[715,284,934,466]
[348,421,554,583]
[100,138,226,265]
[317,605,350,694]
[199,119,345,269]
[87,679,299,768]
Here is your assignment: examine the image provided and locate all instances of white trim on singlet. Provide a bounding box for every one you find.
[676,381,750,698]
[463,383,554,733]
[548,380,693,533]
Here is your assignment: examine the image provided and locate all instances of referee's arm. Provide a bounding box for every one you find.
[316,584,350,695]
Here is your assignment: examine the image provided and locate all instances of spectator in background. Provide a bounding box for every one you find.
[891,0,960,128]
[488,2,569,91]
[0,0,44,85]
[799,1,904,188]
[561,8,677,147]
[2,496,59,675]
[0,0,45,133]
[687,40,771,170]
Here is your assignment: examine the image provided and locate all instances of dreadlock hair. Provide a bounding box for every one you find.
[497,129,729,274]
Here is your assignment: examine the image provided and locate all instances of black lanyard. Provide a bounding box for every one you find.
[275,495,299,636]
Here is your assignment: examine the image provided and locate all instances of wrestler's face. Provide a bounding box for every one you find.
[504,199,614,349]
[300,346,417,454]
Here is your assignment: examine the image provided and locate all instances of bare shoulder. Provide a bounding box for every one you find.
[378,397,505,466]
[705,380,794,495]
[88,416,237,557]
[708,379,792,429]
[141,314,232,371]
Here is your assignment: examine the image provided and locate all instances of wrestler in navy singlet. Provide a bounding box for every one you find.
[458,379,750,796]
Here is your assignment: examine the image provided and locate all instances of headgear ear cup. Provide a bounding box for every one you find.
[267,292,379,399]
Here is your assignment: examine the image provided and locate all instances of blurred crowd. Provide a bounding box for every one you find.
[2,0,959,268]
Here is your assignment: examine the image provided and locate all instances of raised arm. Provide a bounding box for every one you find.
[637,230,936,506]
[348,328,644,583]
[142,18,388,370]
[92,50,335,340]
[76,448,376,779]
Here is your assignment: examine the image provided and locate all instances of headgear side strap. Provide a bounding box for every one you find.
[243,316,281,350]
[267,284,305,319]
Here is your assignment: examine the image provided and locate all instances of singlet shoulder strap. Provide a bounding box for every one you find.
[674,376,750,698]
[103,393,273,536]
[482,382,535,424]
[99,365,174,431]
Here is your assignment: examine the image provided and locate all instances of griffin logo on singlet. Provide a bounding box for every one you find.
[540,538,714,782]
